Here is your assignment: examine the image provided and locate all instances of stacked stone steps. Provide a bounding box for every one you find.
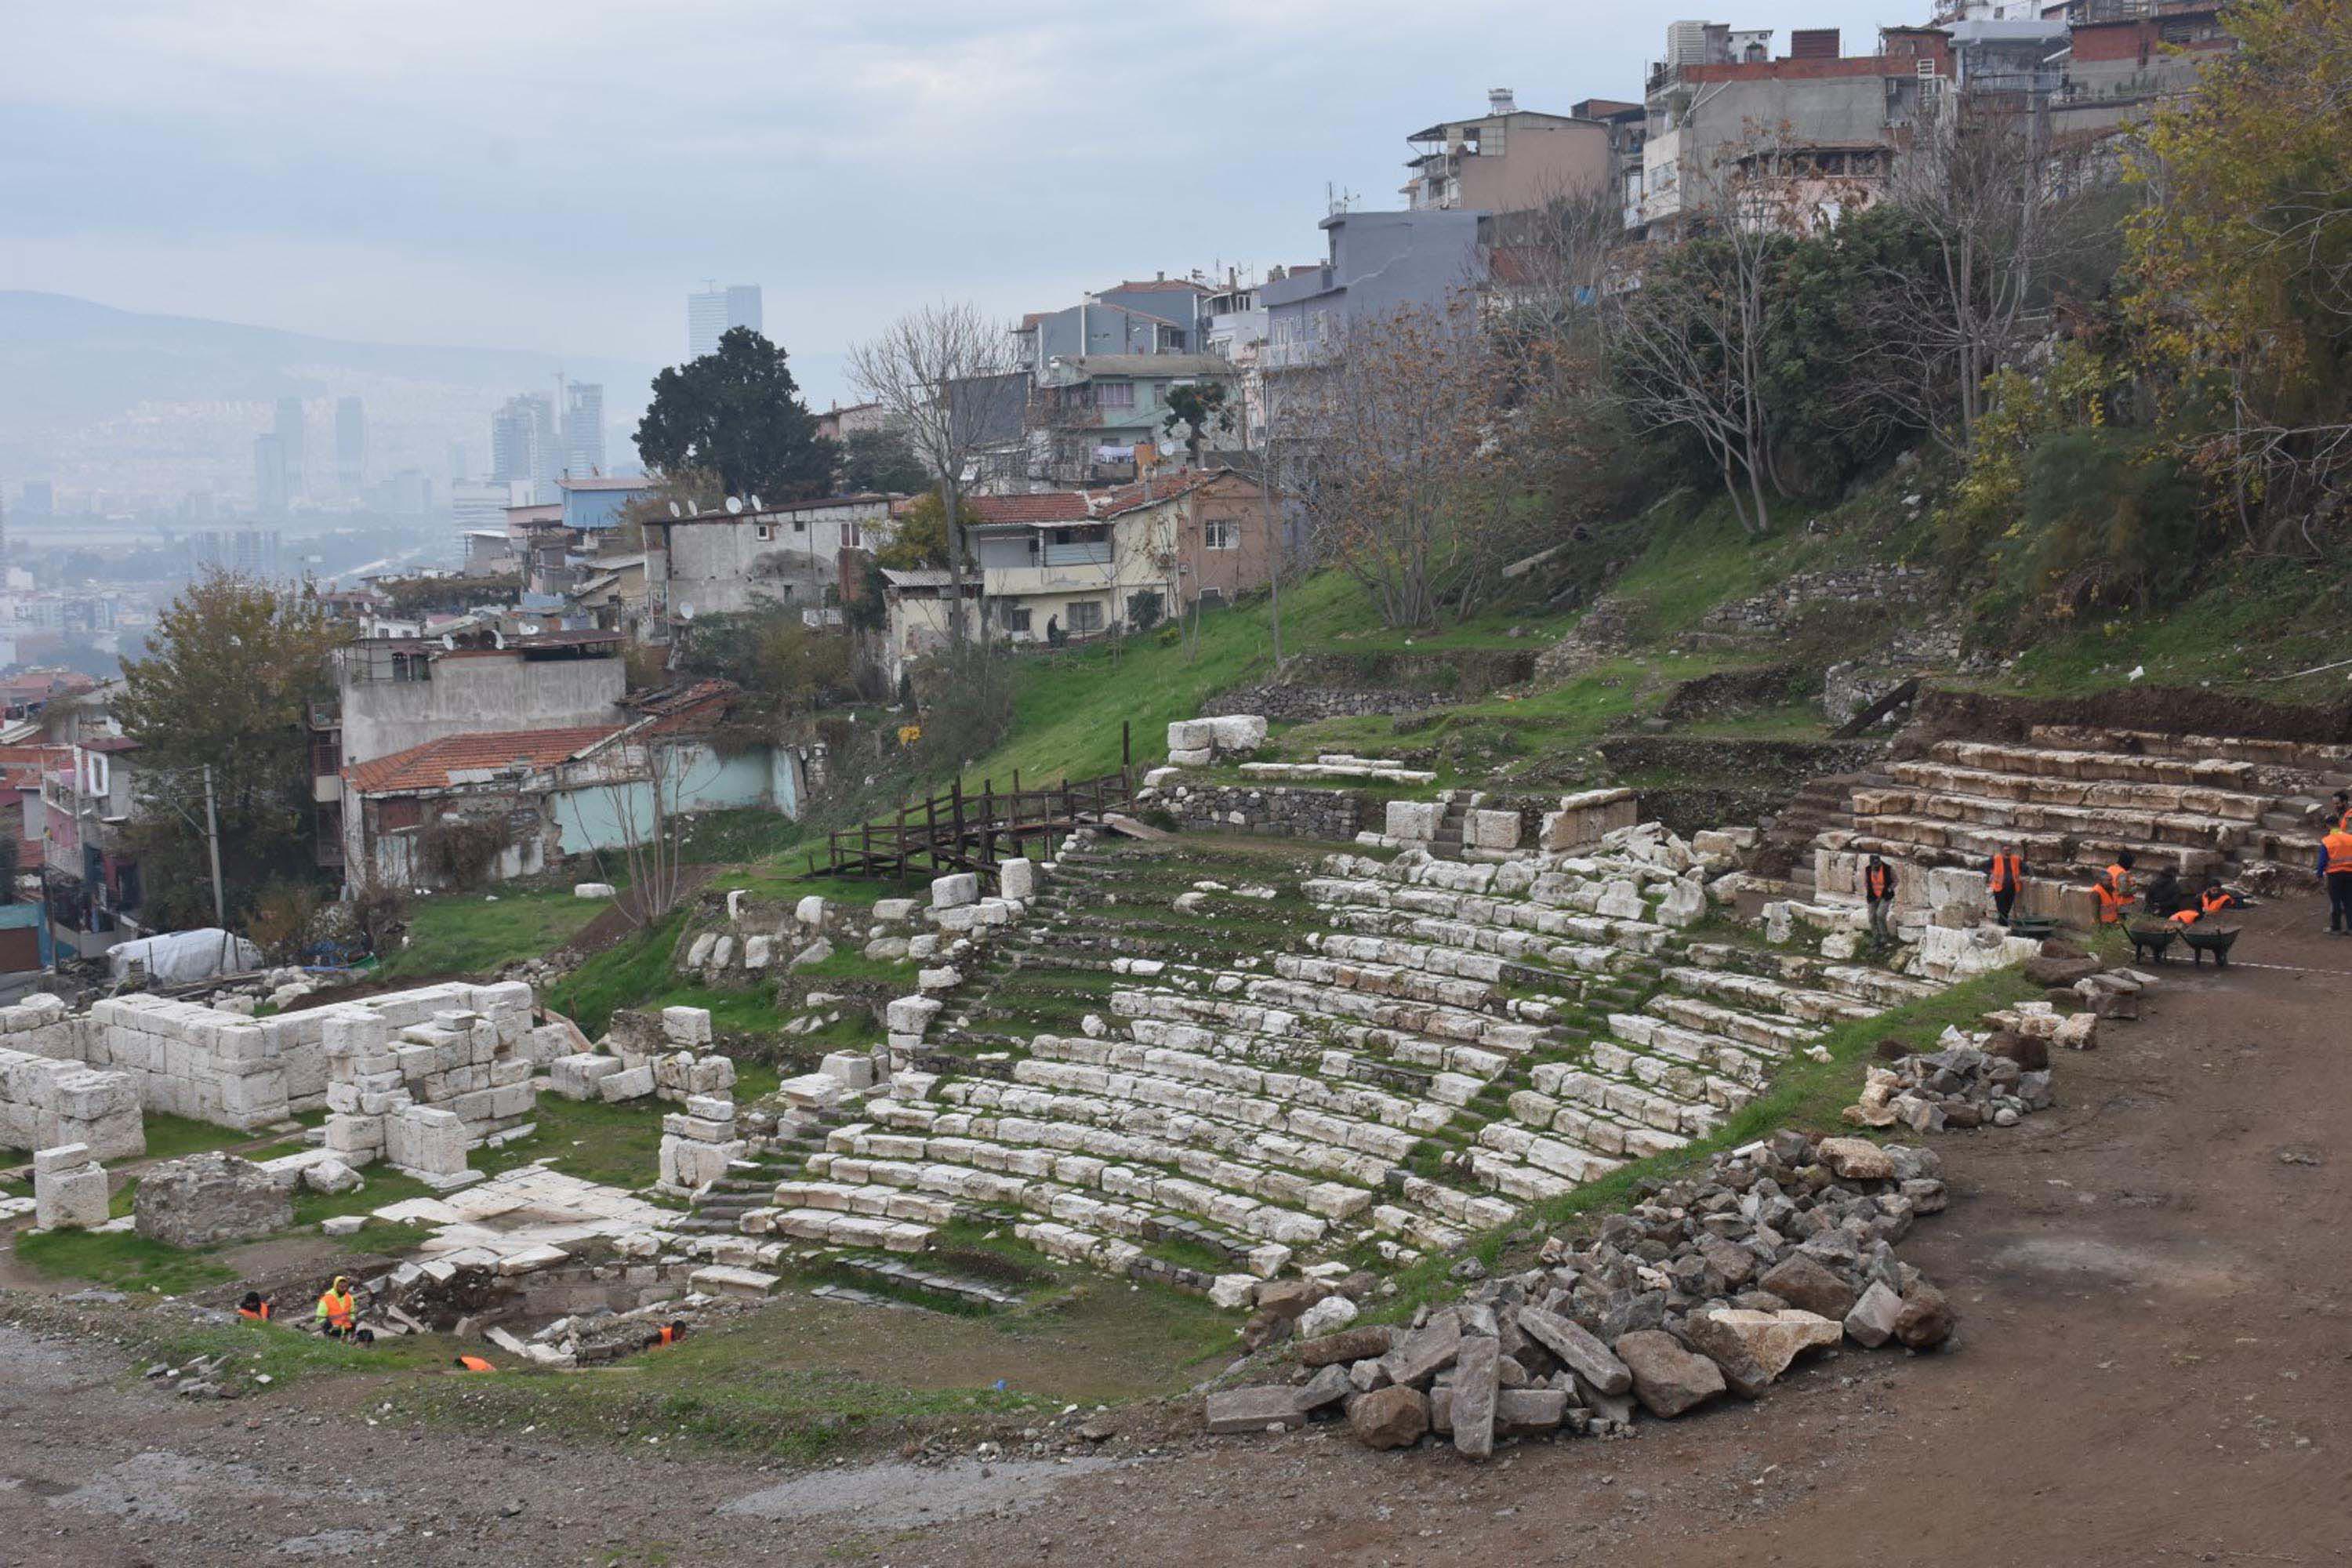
[1853,785,2251,854]
[1887,758,2276,821]
[1675,942,1940,1010]
[1427,798,1471,862]
[1753,771,1875,882]
[2024,726,2352,779]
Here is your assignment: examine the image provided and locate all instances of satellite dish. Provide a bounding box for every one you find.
[491,629,506,649]
[749,495,764,510]
[678,603,697,621]
[667,502,682,518]
[440,633,456,651]
[724,496,744,515]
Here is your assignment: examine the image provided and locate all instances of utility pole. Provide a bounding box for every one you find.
[201,764,226,928]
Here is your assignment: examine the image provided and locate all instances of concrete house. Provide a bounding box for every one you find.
[1402,89,1614,214]
[962,469,1274,645]
[340,680,808,892]
[1024,355,1239,488]
[1261,208,1489,374]
[1628,25,1948,236]
[643,494,895,627]
[38,735,146,956]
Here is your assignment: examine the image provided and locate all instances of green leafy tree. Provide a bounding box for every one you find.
[635,328,837,499]
[838,426,927,493]
[874,493,949,569]
[114,572,342,927]
[1161,381,1236,465]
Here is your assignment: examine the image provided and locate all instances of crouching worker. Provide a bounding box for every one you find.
[238,1290,274,1323]
[315,1275,358,1341]
[648,1320,687,1350]
[2170,879,2239,926]
[452,1355,496,1373]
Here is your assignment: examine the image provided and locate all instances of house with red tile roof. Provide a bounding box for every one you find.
[336,679,809,892]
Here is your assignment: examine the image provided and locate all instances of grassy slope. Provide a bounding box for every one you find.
[376,887,607,982]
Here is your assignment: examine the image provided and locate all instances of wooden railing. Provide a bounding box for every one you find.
[808,724,1136,886]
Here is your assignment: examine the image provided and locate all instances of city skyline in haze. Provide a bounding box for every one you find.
[3,0,1909,408]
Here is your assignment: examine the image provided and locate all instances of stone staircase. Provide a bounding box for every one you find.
[708,818,1954,1301]
[1813,725,2352,923]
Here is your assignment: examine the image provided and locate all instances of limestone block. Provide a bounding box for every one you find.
[301,1158,365,1195]
[684,932,717,968]
[1204,714,1268,753]
[1167,719,1216,753]
[1595,880,1647,922]
[931,873,979,910]
[597,1065,656,1102]
[743,936,773,970]
[873,898,918,924]
[997,857,1037,901]
[550,1053,620,1100]
[1168,747,1212,767]
[1385,800,1442,841]
[1541,787,1639,851]
[788,938,834,969]
[1465,808,1520,851]
[1656,877,1707,928]
[387,1106,469,1176]
[687,1055,736,1094]
[661,1007,713,1047]
[917,967,960,992]
[573,882,615,899]
[820,1051,877,1091]
[885,996,942,1036]
[33,1145,108,1231]
[795,895,828,927]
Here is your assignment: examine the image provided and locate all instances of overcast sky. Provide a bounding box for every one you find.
[2,0,1907,405]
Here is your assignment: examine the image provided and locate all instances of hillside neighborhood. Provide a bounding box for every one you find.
[5,2,2352,1565]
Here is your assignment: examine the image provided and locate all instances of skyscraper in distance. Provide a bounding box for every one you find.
[490,392,560,500]
[274,396,306,495]
[687,283,763,359]
[335,397,366,491]
[562,382,605,477]
[254,434,288,516]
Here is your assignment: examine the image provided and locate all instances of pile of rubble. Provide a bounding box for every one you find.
[1845,1035,2055,1132]
[1207,1129,1955,1457]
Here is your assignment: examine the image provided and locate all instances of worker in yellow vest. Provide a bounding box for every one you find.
[315,1275,358,1340]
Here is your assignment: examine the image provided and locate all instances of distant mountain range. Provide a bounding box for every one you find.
[0,292,660,508]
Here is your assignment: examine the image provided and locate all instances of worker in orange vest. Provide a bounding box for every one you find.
[2169,879,2238,926]
[2332,791,2351,834]
[2321,826,2352,935]
[237,1290,274,1323]
[2091,851,2139,926]
[649,1320,687,1349]
[314,1275,358,1340]
[1985,846,2026,927]
[1863,855,1898,945]
[452,1355,496,1373]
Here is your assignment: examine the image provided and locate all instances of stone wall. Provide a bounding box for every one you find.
[0,1047,143,1161]
[1271,648,1537,699]
[1161,782,1368,841]
[319,981,553,1181]
[1700,564,1940,635]
[1203,685,1450,722]
[1595,737,1889,840]
[1906,687,2352,752]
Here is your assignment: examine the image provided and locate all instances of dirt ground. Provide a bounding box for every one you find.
[5,895,2350,1567]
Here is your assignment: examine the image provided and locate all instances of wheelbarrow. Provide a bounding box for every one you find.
[2006,915,2060,941]
[2180,923,2241,968]
[2126,921,2180,965]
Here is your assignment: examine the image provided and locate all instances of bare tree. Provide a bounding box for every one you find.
[1869,100,2078,452]
[1287,303,1527,628]
[590,737,714,930]
[1606,154,1802,537]
[846,304,1026,647]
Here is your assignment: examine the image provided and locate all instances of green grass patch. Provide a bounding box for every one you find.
[545,909,691,1036]
[379,887,608,981]
[136,1112,263,1163]
[673,808,804,866]
[477,1097,671,1192]
[289,1164,441,1225]
[12,1228,239,1295]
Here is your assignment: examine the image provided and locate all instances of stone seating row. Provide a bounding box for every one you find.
[1888,758,2274,822]
[1024,1033,1457,1136]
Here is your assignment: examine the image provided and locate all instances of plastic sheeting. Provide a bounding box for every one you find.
[107,928,264,986]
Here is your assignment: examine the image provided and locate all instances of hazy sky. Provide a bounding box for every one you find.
[3,0,1907,405]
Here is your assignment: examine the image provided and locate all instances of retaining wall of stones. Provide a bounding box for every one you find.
[1203,685,1451,722]
[1163,782,1370,840]
[0,1046,143,1160]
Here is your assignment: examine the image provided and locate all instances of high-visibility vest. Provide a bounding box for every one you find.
[2105,863,2134,897]
[656,1326,680,1347]
[1865,865,1893,899]
[2327,832,2352,875]
[1988,854,2023,894]
[2201,888,2235,914]
[456,1356,495,1373]
[238,1303,271,1322]
[317,1290,355,1330]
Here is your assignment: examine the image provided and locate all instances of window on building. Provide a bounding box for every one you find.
[391,652,430,682]
[378,798,423,832]
[1002,605,1033,633]
[754,524,773,541]
[1203,518,1239,550]
[793,517,808,532]
[1068,601,1104,633]
[1094,381,1135,409]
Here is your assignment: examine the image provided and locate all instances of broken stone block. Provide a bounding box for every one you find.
[1465,808,1520,851]
[795,895,828,926]
[1296,1325,1396,1367]
[1685,1309,1842,1396]
[300,1158,364,1195]
[788,938,834,970]
[1758,1253,1858,1319]
[1814,1137,1896,1181]
[996,857,1037,901]
[1205,1385,1305,1434]
[1518,1307,1633,1396]
[689,1265,779,1298]
[930,873,979,910]
[1348,1385,1428,1450]
[1893,1281,1956,1349]
[1496,1387,1568,1436]
[1294,1294,1359,1339]
[660,1007,713,1047]
[1656,877,1707,928]
[549,1053,622,1101]
[1843,1280,1904,1348]
[1613,1329,1726,1418]
[818,1051,876,1091]
[32,1145,108,1231]
[133,1152,291,1247]
[1451,1334,1501,1459]
[597,1065,655,1103]
[1380,1309,1463,1388]
[573,881,615,899]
